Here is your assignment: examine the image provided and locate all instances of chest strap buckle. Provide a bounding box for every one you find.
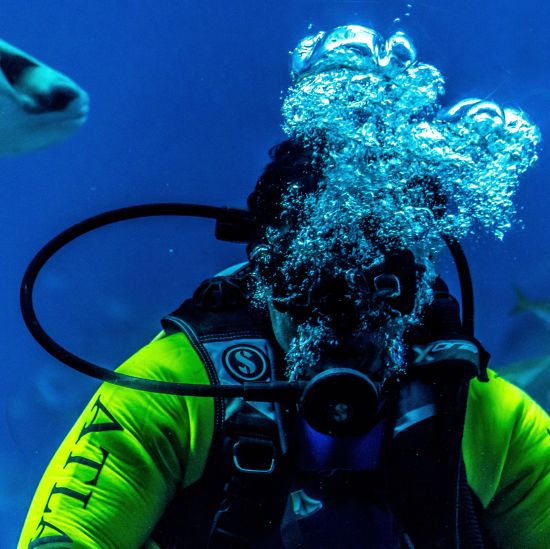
[232,437,276,475]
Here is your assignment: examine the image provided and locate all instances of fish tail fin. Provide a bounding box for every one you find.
[511,285,529,314]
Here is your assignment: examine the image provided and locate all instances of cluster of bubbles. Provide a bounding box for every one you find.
[253,25,541,379]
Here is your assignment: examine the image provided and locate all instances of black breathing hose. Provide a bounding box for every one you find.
[442,235,474,337]
[19,203,302,401]
[20,203,478,397]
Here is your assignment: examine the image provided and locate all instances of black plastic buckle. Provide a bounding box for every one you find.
[232,437,276,475]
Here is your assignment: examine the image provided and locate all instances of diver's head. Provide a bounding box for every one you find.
[246,137,426,381]
[248,138,424,326]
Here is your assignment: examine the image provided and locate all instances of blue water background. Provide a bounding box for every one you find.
[1,1,549,545]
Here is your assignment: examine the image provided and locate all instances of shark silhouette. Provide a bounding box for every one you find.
[0,39,89,155]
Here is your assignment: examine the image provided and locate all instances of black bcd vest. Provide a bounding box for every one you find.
[151,266,493,549]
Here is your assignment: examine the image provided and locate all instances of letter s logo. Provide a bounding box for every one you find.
[232,350,257,375]
[222,345,269,381]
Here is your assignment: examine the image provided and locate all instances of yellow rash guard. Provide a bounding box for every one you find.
[19,332,550,548]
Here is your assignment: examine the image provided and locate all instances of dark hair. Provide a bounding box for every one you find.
[247,139,447,245]
[247,139,324,229]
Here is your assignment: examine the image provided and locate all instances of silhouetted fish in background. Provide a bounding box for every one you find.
[499,286,550,411]
[499,354,550,412]
[0,39,88,155]
[512,286,550,327]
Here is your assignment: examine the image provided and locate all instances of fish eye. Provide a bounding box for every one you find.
[0,53,37,87]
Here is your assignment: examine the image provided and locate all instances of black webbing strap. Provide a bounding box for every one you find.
[208,404,288,549]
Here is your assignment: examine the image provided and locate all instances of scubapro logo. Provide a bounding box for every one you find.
[222,345,269,381]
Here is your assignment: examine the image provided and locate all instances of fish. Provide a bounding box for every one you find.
[498,354,550,385]
[0,39,89,155]
[512,286,550,327]
[497,354,550,412]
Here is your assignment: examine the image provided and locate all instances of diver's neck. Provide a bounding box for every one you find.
[267,301,297,353]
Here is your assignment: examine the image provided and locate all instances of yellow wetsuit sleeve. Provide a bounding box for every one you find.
[464,370,550,548]
[20,335,549,549]
[18,332,215,549]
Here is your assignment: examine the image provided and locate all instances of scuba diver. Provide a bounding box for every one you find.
[18,25,549,549]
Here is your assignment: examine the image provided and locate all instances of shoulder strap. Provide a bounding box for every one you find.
[155,265,290,547]
[162,263,284,428]
[388,280,491,548]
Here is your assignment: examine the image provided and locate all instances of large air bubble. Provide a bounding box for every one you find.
[253,25,540,380]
